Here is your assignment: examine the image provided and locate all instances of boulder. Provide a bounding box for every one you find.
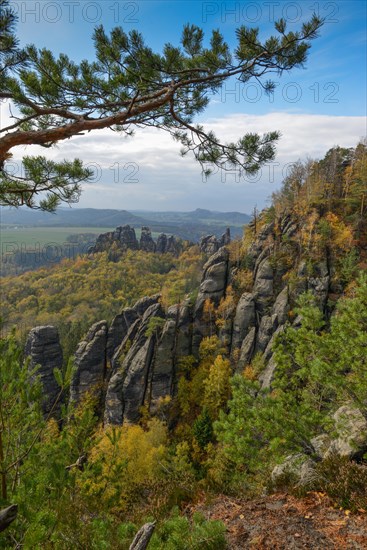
[271,454,316,488]
[327,405,367,458]
[310,434,333,459]
[24,325,64,417]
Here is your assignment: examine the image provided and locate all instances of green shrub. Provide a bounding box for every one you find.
[149,508,226,549]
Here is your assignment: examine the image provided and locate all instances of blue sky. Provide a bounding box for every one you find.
[4,0,367,212]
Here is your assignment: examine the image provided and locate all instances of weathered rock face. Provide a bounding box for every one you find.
[149,305,178,413]
[132,294,161,317]
[192,247,230,354]
[253,257,274,313]
[236,326,256,371]
[140,227,156,252]
[200,235,219,255]
[200,228,231,255]
[231,292,256,352]
[107,308,139,361]
[70,321,108,408]
[105,303,164,424]
[24,326,64,417]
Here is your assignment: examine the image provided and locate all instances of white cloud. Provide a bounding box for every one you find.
[2,106,366,212]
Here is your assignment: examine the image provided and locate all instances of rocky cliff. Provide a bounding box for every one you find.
[25,213,337,425]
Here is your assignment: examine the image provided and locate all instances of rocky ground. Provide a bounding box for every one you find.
[190,492,367,549]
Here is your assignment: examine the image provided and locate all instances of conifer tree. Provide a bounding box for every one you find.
[0,0,323,210]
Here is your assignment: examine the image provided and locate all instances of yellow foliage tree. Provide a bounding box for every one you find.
[78,418,167,513]
[203,355,231,419]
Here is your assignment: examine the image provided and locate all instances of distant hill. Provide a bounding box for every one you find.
[130,208,250,227]
[0,208,147,228]
[0,207,250,240]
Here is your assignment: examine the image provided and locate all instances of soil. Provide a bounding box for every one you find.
[190,492,367,549]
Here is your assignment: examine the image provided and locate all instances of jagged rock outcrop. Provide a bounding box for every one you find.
[69,321,108,408]
[24,326,64,417]
[176,299,193,358]
[220,227,231,247]
[31,210,343,428]
[93,225,139,253]
[200,235,219,255]
[200,228,231,255]
[140,227,156,252]
[92,226,180,256]
[120,225,139,249]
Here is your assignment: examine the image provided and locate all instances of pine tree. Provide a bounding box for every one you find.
[0,4,323,210]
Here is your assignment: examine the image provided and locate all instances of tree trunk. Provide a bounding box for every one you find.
[129,522,156,550]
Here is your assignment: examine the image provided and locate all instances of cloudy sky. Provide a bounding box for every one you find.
[2,0,366,213]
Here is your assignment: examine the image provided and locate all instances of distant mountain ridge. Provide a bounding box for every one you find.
[0,207,250,240]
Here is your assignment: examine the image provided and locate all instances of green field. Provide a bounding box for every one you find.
[0,226,113,247]
[0,226,162,248]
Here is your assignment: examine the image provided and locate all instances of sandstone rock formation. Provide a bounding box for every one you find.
[69,321,108,408]
[32,212,341,427]
[92,225,180,256]
[140,227,156,252]
[199,228,231,255]
[24,325,64,417]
